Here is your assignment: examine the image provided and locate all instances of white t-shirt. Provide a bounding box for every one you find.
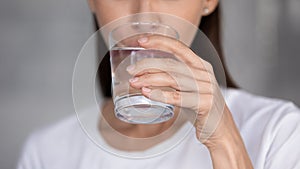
[17,89,300,169]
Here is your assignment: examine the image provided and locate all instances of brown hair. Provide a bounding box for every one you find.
[96,5,237,97]
[199,5,237,88]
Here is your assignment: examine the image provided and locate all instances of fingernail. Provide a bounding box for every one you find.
[142,87,151,93]
[138,37,148,44]
[129,77,139,83]
[126,64,135,72]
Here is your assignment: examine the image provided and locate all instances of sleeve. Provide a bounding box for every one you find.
[264,110,300,169]
[17,132,43,169]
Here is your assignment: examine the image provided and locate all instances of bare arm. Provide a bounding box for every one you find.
[206,106,253,169]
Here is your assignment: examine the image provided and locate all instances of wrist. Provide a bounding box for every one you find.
[205,107,253,169]
[208,137,253,169]
[203,105,240,150]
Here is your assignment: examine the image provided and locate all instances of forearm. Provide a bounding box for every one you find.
[206,106,254,169]
[209,137,253,169]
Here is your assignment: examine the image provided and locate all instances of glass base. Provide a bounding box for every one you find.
[114,94,174,124]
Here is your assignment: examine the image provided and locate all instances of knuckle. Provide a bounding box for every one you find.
[141,73,153,86]
[163,91,180,105]
[170,74,179,86]
[143,73,151,79]
[208,74,217,84]
[201,60,213,72]
[172,91,181,101]
[164,58,178,71]
[208,84,214,94]
[169,72,178,81]
[205,62,213,72]
[174,40,184,49]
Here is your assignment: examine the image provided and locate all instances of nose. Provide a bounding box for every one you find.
[132,0,161,24]
[136,0,152,13]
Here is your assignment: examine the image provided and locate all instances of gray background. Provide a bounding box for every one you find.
[0,0,299,168]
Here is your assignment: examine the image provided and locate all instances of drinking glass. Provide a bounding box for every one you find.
[109,22,179,124]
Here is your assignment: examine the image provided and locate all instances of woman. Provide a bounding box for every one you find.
[18,0,300,169]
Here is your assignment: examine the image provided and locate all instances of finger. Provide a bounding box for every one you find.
[141,87,212,113]
[126,57,213,83]
[137,35,214,74]
[129,72,213,94]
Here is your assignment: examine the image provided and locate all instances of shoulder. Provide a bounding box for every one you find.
[225,88,300,168]
[225,88,300,128]
[31,115,86,146]
[18,115,92,169]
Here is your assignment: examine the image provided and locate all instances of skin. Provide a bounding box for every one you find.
[88,0,254,168]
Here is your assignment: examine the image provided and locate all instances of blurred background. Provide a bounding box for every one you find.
[0,0,299,168]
